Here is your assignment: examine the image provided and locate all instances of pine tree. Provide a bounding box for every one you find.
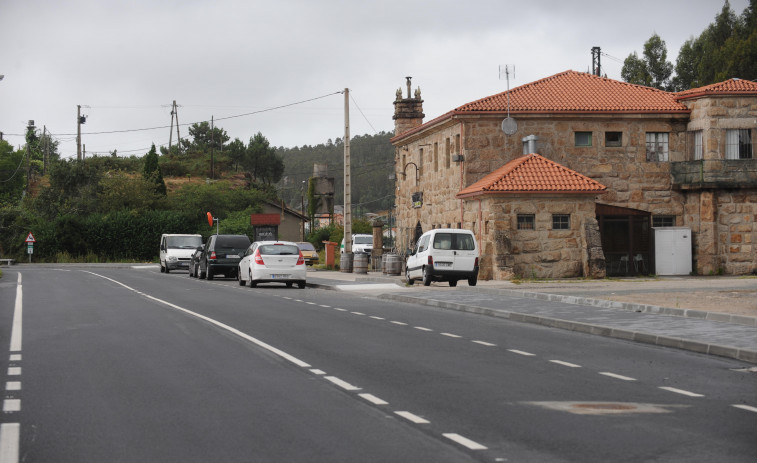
[143,143,167,196]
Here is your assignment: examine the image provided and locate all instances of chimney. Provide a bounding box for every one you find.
[522,135,539,155]
[393,76,425,136]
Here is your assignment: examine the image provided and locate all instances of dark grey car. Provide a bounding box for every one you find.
[198,234,252,280]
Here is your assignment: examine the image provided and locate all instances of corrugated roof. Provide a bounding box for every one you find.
[455,70,689,114]
[456,153,607,198]
[675,78,757,100]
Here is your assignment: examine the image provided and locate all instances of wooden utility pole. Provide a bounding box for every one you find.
[210,116,215,179]
[169,100,181,152]
[76,105,82,160]
[343,88,352,257]
[26,120,34,194]
[43,125,48,175]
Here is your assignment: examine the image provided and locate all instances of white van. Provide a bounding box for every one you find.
[160,234,203,273]
[405,229,479,287]
[340,234,373,255]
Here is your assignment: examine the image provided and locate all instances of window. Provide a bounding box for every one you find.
[646,132,669,161]
[688,130,703,160]
[445,138,451,168]
[517,214,535,230]
[552,214,570,230]
[575,132,592,147]
[725,129,753,159]
[605,132,622,147]
[433,142,439,172]
[652,216,675,227]
[419,148,424,175]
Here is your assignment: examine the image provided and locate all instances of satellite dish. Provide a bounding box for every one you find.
[501,117,518,135]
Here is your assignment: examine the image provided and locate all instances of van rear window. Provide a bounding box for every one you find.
[433,233,475,251]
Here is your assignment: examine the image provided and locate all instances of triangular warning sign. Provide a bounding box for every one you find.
[25,233,36,243]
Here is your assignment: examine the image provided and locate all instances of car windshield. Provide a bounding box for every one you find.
[354,236,373,245]
[166,236,203,249]
[297,242,316,251]
[259,244,300,255]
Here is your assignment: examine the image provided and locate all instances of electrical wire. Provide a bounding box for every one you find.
[350,93,378,134]
[0,152,27,183]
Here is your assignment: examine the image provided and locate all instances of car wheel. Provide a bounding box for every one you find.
[422,266,432,286]
[207,269,214,280]
[468,275,477,287]
[165,267,170,274]
[237,271,245,286]
[199,266,206,279]
[286,282,293,288]
[160,264,165,273]
[248,271,257,288]
[298,282,306,289]
[406,267,414,285]
[449,279,458,287]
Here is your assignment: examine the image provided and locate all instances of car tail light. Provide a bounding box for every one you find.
[474,257,479,267]
[428,256,434,266]
[209,251,217,260]
[296,251,305,266]
[254,249,264,265]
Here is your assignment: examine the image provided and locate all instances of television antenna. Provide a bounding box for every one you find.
[498,65,517,135]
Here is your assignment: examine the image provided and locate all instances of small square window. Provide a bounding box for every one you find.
[605,132,622,147]
[552,214,570,230]
[652,216,675,227]
[517,214,535,230]
[575,132,592,147]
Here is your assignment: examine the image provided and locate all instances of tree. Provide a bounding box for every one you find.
[242,132,284,185]
[97,174,166,213]
[0,141,26,204]
[621,34,673,90]
[671,38,701,90]
[227,138,246,172]
[181,122,229,153]
[143,144,167,196]
[621,52,651,87]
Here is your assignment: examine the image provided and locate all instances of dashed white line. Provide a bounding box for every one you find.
[443,433,488,450]
[351,312,365,316]
[391,321,408,326]
[9,280,22,352]
[8,355,20,362]
[550,360,582,368]
[508,349,535,356]
[5,382,21,391]
[6,368,20,376]
[319,305,330,308]
[473,341,496,347]
[369,316,385,320]
[395,411,429,424]
[441,333,462,338]
[2,400,20,413]
[324,376,361,391]
[599,372,637,381]
[306,302,316,305]
[359,393,389,405]
[659,386,704,398]
[414,326,433,332]
[310,369,326,375]
[334,308,348,312]
[0,423,20,463]
[732,404,757,413]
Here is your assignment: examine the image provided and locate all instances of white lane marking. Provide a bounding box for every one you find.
[324,376,361,391]
[0,423,20,463]
[319,305,330,308]
[8,355,20,362]
[508,349,535,356]
[441,333,462,338]
[599,372,637,381]
[9,281,22,352]
[659,386,704,398]
[473,340,496,347]
[86,272,312,368]
[351,312,365,316]
[282,297,292,300]
[732,404,757,413]
[306,302,316,305]
[391,321,408,326]
[5,382,21,391]
[359,393,388,405]
[2,400,20,413]
[294,299,304,303]
[369,316,385,320]
[443,433,488,450]
[310,369,326,375]
[7,368,20,376]
[550,360,582,368]
[334,308,348,312]
[395,411,429,424]
[414,326,433,332]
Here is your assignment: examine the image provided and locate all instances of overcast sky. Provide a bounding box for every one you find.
[0,0,748,159]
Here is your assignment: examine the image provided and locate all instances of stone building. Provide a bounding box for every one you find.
[391,71,757,279]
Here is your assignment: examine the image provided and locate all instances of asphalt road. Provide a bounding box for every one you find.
[1,265,756,462]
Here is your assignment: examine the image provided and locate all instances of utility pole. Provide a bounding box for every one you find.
[342,88,352,272]
[210,116,215,179]
[26,120,34,194]
[77,105,82,160]
[43,125,48,175]
[168,100,181,152]
[592,47,602,76]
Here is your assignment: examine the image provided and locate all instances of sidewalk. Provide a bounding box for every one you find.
[306,269,757,364]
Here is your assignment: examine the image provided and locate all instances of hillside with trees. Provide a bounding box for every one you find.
[622,0,756,90]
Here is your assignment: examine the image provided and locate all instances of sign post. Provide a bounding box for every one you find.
[25,232,36,263]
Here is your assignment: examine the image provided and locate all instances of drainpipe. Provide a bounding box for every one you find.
[460,121,465,227]
[478,198,483,244]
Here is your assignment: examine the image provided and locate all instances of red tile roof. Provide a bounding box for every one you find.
[455,70,689,114]
[456,153,606,198]
[675,78,757,100]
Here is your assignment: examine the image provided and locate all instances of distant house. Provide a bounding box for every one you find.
[391,71,757,279]
[252,200,308,242]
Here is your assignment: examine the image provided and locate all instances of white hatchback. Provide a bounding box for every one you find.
[238,241,307,288]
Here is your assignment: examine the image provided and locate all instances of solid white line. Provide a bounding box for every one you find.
[0,423,20,463]
[9,283,22,352]
[443,433,488,450]
[659,386,704,398]
[5,382,21,391]
[473,340,496,347]
[391,321,408,326]
[85,272,312,368]
[324,376,361,391]
[550,360,582,368]
[8,355,21,362]
[508,349,535,356]
[359,393,388,405]
[395,411,429,424]
[7,368,20,376]
[441,333,462,338]
[369,316,385,320]
[414,326,433,332]
[599,372,637,381]
[732,404,757,413]
[2,400,20,413]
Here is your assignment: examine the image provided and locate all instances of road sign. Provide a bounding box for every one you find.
[27,244,33,254]
[25,232,36,243]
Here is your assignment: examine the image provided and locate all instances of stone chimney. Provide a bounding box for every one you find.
[393,76,425,136]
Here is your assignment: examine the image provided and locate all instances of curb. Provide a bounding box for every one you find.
[378,293,757,364]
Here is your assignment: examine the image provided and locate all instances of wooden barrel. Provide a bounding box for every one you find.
[354,253,369,274]
[340,253,353,273]
[384,253,402,276]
